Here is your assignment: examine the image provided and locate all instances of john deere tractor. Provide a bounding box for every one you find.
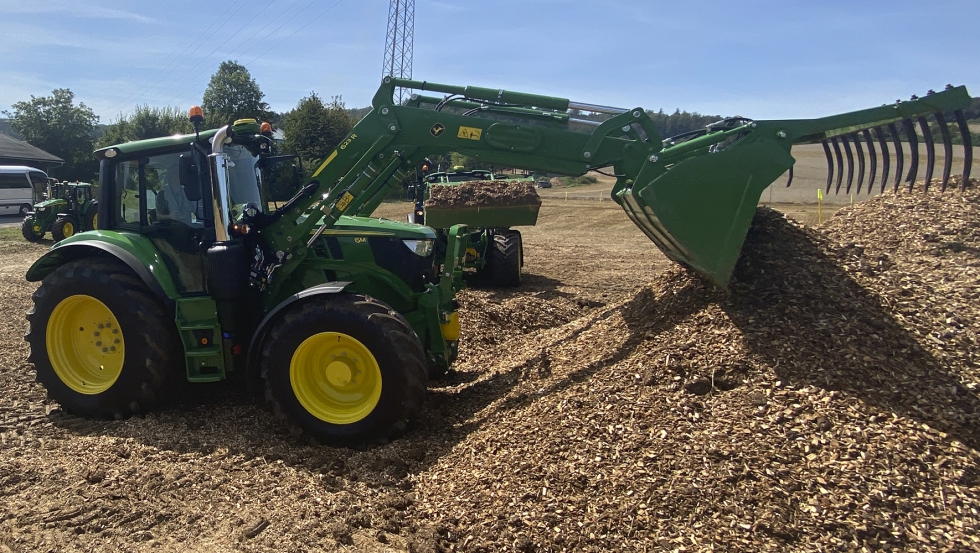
[24,78,972,445]
[22,181,98,242]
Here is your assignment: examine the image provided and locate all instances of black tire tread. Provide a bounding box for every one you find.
[491,229,522,287]
[52,215,78,242]
[21,217,42,242]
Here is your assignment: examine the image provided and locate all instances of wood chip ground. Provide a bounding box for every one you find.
[0,179,977,552]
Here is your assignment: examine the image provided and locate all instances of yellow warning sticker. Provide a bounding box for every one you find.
[336,191,355,212]
[457,126,483,141]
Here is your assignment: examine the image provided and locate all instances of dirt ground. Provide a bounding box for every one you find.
[1,185,978,551]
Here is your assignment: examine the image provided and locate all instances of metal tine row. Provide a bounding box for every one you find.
[813,108,973,194]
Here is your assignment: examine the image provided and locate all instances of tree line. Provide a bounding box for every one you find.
[6,63,977,182]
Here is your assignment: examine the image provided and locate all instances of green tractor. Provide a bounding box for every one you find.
[409,168,537,287]
[24,78,972,445]
[22,181,99,242]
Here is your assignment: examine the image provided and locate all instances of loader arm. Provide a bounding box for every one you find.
[258,77,972,291]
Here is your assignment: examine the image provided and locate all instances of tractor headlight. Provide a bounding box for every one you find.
[402,239,434,257]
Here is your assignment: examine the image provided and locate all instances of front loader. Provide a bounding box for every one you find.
[25,77,973,445]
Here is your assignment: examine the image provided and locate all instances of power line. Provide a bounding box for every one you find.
[243,0,347,68]
[145,0,271,106]
[102,0,248,116]
[156,0,321,108]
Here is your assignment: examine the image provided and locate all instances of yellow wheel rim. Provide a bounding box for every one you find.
[63,221,75,237]
[289,332,382,424]
[46,295,125,395]
[91,213,98,229]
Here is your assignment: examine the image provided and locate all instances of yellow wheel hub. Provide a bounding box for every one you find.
[46,295,125,395]
[91,213,98,229]
[290,332,382,424]
[63,222,75,237]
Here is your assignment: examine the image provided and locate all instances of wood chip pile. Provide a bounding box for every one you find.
[410,179,980,551]
[0,180,977,552]
[425,181,542,209]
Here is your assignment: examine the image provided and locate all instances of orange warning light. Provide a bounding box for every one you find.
[189,105,204,123]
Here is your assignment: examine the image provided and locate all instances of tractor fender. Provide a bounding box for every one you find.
[25,232,181,307]
[244,281,352,392]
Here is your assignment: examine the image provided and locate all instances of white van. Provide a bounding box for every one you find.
[0,165,47,216]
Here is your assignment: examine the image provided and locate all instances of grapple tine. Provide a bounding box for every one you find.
[875,126,891,193]
[821,140,835,193]
[832,137,845,194]
[954,109,973,189]
[888,122,904,191]
[852,132,866,194]
[863,129,877,193]
[786,165,794,188]
[841,134,855,194]
[917,116,935,192]
[935,112,953,192]
[902,118,919,190]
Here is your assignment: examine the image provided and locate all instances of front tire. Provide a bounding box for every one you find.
[85,205,98,231]
[26,259,180,418]
[21,217,43,242]
[52,215,79,242]
[261,294,428,445]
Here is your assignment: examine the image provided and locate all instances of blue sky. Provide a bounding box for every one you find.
[1,0,978,124]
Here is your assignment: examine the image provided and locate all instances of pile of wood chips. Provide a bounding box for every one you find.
[408,179,980,551]
[424,181,542,209]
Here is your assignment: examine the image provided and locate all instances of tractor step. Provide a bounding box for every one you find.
[174,297,226,382]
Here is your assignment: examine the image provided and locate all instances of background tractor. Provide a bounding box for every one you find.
[409,168,537,287]
[23,78,973,446]
[22,181,98,242]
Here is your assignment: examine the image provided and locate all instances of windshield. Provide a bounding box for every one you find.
[225,144,263,210]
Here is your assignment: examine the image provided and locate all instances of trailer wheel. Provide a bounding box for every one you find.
[52,215,79,242]
[261,293,428,445]
[490,229,523,287]
[26,259,180,418]
[21,217,43,242]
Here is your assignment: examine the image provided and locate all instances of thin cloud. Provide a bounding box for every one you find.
[0,1,155,24]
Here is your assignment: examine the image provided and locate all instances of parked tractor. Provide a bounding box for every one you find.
[409,168,537,287]
[24,78,972,445]
[22,181,98,242]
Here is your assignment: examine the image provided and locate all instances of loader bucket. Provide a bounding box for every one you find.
[616,85,973,289]
[617,131,795,289]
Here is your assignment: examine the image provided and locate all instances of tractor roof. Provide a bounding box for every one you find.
[93,129,220,160]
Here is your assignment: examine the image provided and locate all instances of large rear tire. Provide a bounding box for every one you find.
[21,217,43,242]
[52,215,79,242]
[490,229,523,287]
[260,293,428,445]
[26,259,180,418]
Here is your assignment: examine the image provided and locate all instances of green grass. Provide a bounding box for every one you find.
[0,228,29,241]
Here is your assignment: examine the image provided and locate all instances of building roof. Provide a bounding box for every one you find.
[0,132,64,166]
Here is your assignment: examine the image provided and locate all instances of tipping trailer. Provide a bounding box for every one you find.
[24,78,973,445]
[410,168,538,287]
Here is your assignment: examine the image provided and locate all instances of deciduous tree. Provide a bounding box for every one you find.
[3,88,98,180]
[202,61,273,128]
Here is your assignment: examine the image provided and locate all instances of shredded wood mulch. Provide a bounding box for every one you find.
[0,180,977,552]
[425,181,542,209]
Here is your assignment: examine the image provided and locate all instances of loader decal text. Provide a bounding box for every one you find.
[457,126,483,141]
[336,192,355,212]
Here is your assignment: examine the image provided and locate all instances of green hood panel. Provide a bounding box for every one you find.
[32,198,67,210]
[25,230,181,299]
[328,215,437,240]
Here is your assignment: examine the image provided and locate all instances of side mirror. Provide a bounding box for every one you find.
[179,154,202,201]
